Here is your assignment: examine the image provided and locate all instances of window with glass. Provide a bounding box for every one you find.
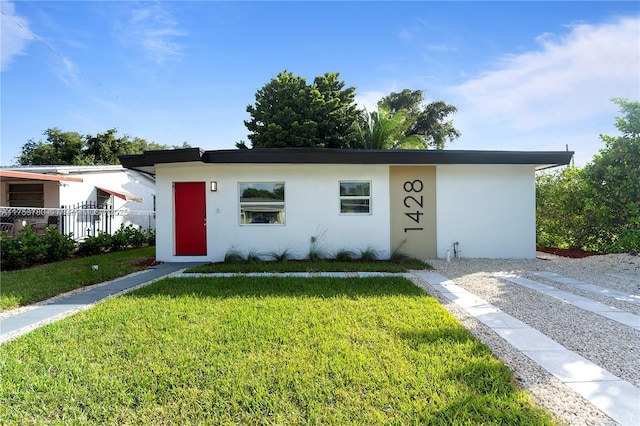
[339,181,371,214]
[239,182,285,225]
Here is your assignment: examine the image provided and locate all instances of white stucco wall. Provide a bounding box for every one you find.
[435,165,537,259]
[57,168,156,230]
[155,163,391,263]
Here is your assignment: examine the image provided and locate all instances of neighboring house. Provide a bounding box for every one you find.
[120,148,572,262]
[0,165,156,239]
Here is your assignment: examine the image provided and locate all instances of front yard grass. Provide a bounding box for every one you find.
[187,258,430,273]
[0,276,554,424]
[0,247,156,311]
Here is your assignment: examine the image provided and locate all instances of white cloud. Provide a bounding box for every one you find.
[0,1,32,71]
[447,16,639,166]
[54,55,80,87]
[119,3,186,64]
[355,90,387,112]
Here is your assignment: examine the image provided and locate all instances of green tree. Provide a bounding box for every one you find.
[244,70,361,149]
[536,167,590,249]
[379,89,461,149]
[356,104,422,150]
[18,128,87,165]
[583,98,640,251]
[17,128,185,165]
[535,98,640,253]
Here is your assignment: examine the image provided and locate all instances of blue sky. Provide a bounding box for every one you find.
[2,1,638,167]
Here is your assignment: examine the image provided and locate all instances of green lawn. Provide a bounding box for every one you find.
[187,258,430,274]
[0,276,555,424]
[0,247,156,311]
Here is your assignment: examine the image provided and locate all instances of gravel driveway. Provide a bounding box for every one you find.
[412,253,639,425]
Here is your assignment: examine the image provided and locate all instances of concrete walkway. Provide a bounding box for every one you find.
[413,271,640,426]
[0,262,204,342]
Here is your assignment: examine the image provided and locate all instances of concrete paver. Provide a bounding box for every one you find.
[532,271,640,307]
[414,271,640,426]
[494,272,640,331]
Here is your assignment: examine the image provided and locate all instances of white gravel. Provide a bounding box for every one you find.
[410,252,640,426]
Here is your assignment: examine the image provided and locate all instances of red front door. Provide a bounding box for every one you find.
[174,182,207,255]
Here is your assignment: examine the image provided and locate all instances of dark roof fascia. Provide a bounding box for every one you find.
[202,148,574,166]
[119,148,205,173]
[119,148,574,173]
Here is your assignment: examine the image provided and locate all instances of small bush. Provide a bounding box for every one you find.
[77,232,113,256]
[0,224,45,270]
[111,224,145,251]
[143,227,156,246]
[42,227,75,262]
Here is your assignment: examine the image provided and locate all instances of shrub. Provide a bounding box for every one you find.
[0,224,45,270]
[143,227,156,246]
[77,232,113,256]
[42,227,75,262]
[111,224,145,251]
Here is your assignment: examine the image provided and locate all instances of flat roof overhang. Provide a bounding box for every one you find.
[119,148,574,175]
[0,170,84,183]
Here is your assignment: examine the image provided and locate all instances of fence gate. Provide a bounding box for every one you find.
[60,202,112,239]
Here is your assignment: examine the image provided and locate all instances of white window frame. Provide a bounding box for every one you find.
[339,181,372,215]
[239,182,285,225]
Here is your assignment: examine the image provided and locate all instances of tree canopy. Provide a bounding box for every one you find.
[243,72,460,150]
[17,128,189,166]
[377,89,460,149]
[536,98,640,253]
[243,71,361,149]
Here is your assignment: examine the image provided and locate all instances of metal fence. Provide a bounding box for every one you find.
[0,204,156,241]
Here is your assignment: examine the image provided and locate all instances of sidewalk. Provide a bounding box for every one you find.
[0,262,204,342]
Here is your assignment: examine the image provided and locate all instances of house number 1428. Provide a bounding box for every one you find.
[403,179,424,232]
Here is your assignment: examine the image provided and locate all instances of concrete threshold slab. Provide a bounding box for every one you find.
[413,271,640,426]
[494,273,640,331]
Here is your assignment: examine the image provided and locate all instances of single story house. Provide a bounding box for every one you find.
[119,148,573,262]
[0,165,156,238]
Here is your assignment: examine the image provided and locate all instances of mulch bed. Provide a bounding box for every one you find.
[129,257,163,267]
[536,247,601,258]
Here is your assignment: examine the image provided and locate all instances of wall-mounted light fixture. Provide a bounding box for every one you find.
[210,181,218,192]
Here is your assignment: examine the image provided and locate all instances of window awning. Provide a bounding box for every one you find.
[96,186,143,203]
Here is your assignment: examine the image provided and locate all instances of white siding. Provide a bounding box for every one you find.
[436,165,536,259]
[155,163,391,263]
